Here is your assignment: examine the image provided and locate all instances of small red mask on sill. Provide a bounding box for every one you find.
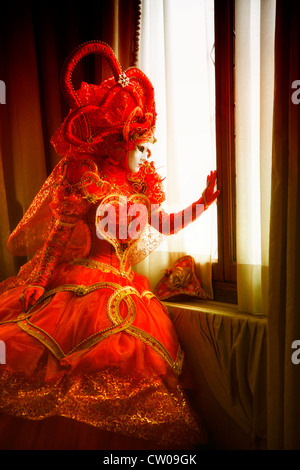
[154,255,209,301]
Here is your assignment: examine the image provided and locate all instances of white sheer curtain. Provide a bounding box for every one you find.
[135,0,217,298]
[235,0,276,314]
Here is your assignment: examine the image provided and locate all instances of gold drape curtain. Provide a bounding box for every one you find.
[0,0,141,281]
[235,0,275,315]
[267,0,300,450]
[169,303,267,446]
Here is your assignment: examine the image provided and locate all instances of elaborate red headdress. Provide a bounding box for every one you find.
[51,41,156,167]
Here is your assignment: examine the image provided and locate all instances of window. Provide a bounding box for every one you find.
[213,0,237,303]
[138,0,237,303]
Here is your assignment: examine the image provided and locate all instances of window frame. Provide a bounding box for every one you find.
[212,0,237,303]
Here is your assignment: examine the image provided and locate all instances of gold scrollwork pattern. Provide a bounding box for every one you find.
[14,282,183,375]
[70,258,135,281]
[0,367,205,448]
[95,193,151,277]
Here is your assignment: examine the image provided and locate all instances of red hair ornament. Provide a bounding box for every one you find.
[51,41,156,169]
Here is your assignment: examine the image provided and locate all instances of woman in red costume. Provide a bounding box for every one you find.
[0,42,219,450]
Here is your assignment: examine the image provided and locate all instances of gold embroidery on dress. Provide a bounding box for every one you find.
[70,258,134,281]
[0,367,205,448]
[12,282,184,374]
[128,326,184,375]
[107,286,138,325]
[95,192,151,277]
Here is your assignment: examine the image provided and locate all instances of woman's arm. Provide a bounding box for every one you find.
[151,170,220,235]
[19,165,95,312]
[19,218,77,311]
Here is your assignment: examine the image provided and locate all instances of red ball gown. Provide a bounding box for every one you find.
[0,156,207,450]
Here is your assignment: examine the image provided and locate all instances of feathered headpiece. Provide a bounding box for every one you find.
[51,41,156,167]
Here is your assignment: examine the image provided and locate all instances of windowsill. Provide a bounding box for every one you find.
[163,298,266,320]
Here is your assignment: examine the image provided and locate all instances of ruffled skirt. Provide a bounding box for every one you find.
[0,261,207,449]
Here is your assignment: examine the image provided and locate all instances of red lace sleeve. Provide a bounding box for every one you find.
[151,197,205,235]
[28,184,90,288]
[151,171,220,235]
[28,158,114,288]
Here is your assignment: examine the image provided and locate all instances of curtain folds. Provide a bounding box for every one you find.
[0,0,141,281]
[235,0,276,315]
[169,304,267,446]
[267,0,300,450]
